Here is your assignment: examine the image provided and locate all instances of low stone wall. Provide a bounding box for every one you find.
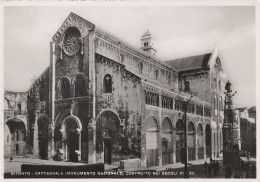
[118,158,141,171]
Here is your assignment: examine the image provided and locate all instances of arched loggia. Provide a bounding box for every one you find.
[187,122,196,161]
[145,116,159,167]
[162,117,173,165]
[197,123,204,160]
[96,111,121,165]
[5,118,26,157]
[175,119,185,163]
[205,124,212,158]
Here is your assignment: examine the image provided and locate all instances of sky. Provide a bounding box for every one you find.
[4,6,255,108]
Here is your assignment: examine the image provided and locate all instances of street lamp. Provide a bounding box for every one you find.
[175,89,193,178]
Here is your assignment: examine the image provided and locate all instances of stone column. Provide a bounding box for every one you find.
[172,130,176,164]
[33,123,39,158]
[158,91,162,166]
[48,123,54,159]
[204,132,206,159]
[158,129,162,166]
[195,133,198,161]
[141,129,146,168]
[60,128,66,161]
[93,125,96,163]
[87,124,96,163]
[51,125,55,157]
[172,129,176,163]
[77,128,82,161]
[50,42,56,158]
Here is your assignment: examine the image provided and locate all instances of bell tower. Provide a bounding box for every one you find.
[140,29,157,56]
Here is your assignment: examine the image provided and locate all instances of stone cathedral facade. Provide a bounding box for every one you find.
[26,13,227,168]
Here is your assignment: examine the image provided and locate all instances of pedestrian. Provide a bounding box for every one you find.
[204,161,208,173]
[210,157,213,164]
[208,163,212,177]
[216,161,220,175]
[213,161,217,175]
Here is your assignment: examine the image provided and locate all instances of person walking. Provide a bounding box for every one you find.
[208,163,212,177]
[216,161,220,175]
[204,161,208,173]
[213,161,217,176]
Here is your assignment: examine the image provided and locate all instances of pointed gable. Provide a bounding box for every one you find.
[52,12,95,42]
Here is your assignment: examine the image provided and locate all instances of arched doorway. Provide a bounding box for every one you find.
[59,116,82,162]
[205,124,212,158]
[162,118,173,165]
[197,123,204,160]
[37,117,49,159]
[66,119,80,162]
[96,111,121,165]
[5,119,26,157]
[176,119,185,163]
[188,122,196,161]
[145,116,159,167]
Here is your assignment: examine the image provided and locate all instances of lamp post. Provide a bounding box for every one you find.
[176,90,193,178]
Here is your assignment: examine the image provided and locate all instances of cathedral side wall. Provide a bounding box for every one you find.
[95,53,142,163]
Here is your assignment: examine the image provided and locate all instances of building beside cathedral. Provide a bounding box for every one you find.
[237,107,256,156]
[19,12,228,168]
[4,91,27,158]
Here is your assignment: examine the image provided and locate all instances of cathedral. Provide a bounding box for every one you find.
[22,12,227,169]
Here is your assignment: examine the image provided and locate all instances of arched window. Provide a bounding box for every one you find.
[103,74,112,93]
[75,76,87,97]
[61,79,70,99]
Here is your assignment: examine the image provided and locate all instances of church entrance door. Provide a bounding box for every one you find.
[104,140,111,164]
[68,131,79,162]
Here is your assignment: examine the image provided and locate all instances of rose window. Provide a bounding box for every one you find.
[63,27,81,56]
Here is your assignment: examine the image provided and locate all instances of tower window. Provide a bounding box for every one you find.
[103,74,112,93]
[144,42,148,47]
